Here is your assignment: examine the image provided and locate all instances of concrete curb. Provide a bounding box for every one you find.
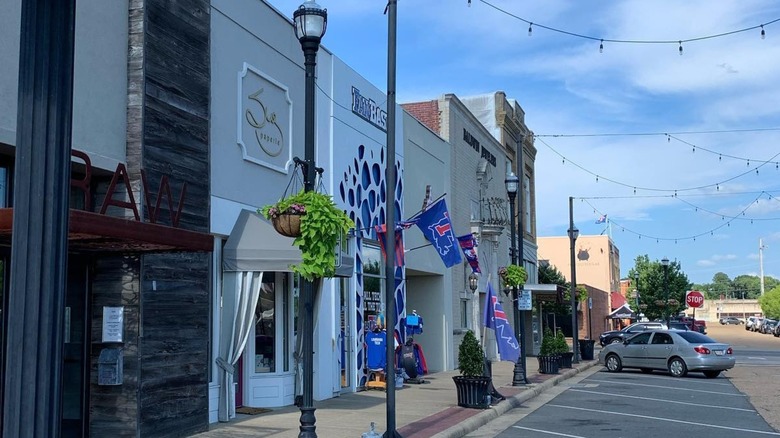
[433,361,600,438]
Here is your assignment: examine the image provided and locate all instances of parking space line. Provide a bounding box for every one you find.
[569,389,756,412]
[511,426,585,437]
[612,372,734,386]
[588,379,747,396]
[547,404,780,435]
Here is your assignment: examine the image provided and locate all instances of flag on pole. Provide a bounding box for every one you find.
[375,224,405,268]
[457,234,481,273]
[482,283,520,363]
[595,214,607,224]
[414,199,462,268]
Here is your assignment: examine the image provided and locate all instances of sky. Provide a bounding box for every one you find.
[266,0,780,285]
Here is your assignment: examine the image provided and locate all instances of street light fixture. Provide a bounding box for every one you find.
[505,173,528,386]
[468,272,479,293]
[293,2,327,436]
[567,225,580,363]
[634,272,640,322]
[661,257,670,327]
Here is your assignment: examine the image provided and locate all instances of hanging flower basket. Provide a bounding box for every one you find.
[272,213,303,238]
[498,264,528,289]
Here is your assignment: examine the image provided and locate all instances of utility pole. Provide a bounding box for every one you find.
[760,238,766,296]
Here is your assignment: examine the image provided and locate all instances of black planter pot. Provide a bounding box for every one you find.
[538,355,560,374]
[559,352,574,368]
[579,339,596,360]
[452,376,491,409]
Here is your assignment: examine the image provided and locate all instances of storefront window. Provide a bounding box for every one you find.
[362,244,383,331]
[255,276,276,373]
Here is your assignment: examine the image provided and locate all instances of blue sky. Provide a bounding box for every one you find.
[267,0,780,285]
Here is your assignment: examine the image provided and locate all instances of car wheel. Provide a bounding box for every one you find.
[668,357,688,378]
[609,338,622,344]
[703,370,721,378]
[640,368,653,374]
[605,354,622,372]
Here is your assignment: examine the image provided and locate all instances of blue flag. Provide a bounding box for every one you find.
[482,283,520,363]
[595,214,607,224]
[457,234,481,273]
[414,199,462,268]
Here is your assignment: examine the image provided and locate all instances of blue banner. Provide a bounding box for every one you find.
[414,199,462,268]
[483,283,520,363]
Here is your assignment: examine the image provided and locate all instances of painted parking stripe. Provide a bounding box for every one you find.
[547,404,780,436]
[512,426,585,437]
[615,372,734,387]
[569,389,756,412]
[588,379,747,396]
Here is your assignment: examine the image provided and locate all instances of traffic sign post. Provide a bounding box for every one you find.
[686,290,704,325]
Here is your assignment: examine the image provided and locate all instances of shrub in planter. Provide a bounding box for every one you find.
[538,328,560,374]
[555,330,573,368]
[453,331,491,409]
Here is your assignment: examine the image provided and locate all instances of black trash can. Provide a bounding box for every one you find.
[579,339,596,360]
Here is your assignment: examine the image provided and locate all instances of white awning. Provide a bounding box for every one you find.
[222,210,301,272]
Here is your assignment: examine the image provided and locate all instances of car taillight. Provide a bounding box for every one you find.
[694,346,711,354]
[726,347,733,355]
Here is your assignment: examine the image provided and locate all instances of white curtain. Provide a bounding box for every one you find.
[217,271,263,422]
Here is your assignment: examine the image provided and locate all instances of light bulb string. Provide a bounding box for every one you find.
[579,191,773,242]
[536,136,780,193]
[477,0,780,45]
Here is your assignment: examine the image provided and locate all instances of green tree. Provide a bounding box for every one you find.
[758,285,780,319]
[539,262,567,286]
[628,255,692,321]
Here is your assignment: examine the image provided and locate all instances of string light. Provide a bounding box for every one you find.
[761,24,766,39]
[678,41,683,55]
[599,39,604,53]
[528,22,533,36]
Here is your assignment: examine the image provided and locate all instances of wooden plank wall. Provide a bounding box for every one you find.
[138,0,211,436]
[90,256,141,438]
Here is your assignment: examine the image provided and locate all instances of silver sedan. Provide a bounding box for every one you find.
[598,330,735,378]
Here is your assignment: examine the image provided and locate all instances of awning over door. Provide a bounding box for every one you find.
[222,210,301,272]
[608,303,634,319]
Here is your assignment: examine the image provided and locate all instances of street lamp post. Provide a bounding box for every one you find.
[505,174,528,385]
[567,225,580,363]
[293,2,327,437]
[661,257,670,327]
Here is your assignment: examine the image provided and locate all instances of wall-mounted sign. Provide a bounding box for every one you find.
[238,63,293,174]
[102,306,124,343]
[463,128,496,167]
[517,289,532,310]
[351,86,387,132]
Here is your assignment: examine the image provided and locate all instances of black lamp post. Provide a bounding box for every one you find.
[293,2,327,437]
[469,272,479,294]
[505,173,528,385]
[661,257,670,327]
[567,224,580,363]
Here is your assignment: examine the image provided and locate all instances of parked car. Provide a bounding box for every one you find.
[746,316,759,330]
[667,322,690,331]
[598,322,667,346]
[720,316,743,325]
[598,330,735,378]
[774,323,780,338]
[748,317,765,332]
[694,320,707,334]
[760,319,778,334]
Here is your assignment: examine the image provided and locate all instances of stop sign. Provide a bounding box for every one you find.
[686,290,704,308]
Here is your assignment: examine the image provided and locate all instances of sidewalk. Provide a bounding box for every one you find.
[191,356,599,438]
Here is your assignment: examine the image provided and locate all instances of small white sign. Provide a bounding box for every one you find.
[517,289,532,311]
[102,306,124,343]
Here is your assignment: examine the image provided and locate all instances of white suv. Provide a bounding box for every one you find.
[746,316,762,331]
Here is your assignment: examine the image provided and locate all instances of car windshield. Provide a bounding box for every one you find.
[677,331,717,344]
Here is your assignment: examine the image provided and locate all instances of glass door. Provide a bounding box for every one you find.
[62,257,91,437]
[339,277,352,391]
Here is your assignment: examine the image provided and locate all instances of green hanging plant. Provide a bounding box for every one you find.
[498,264,528,288]
[260,190,354,281]
[457,330,485,377]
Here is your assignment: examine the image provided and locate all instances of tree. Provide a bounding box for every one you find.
[628,255,692,321]
[758,285,780,319]
[539,262,567,286]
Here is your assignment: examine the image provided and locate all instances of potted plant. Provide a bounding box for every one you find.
[260,190,354,281]
[498,264,528,289]
[537,327,560,374]
[452,331,491,409]
[555,330,573,368]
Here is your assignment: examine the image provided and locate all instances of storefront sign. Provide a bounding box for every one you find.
[238,63,293,174]
[102,306,124,343]
[351,86,387,132]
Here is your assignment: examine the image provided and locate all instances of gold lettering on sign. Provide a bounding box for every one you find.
[245,88,284,157]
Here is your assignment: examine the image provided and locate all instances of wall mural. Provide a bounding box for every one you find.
[339,144,404,387]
